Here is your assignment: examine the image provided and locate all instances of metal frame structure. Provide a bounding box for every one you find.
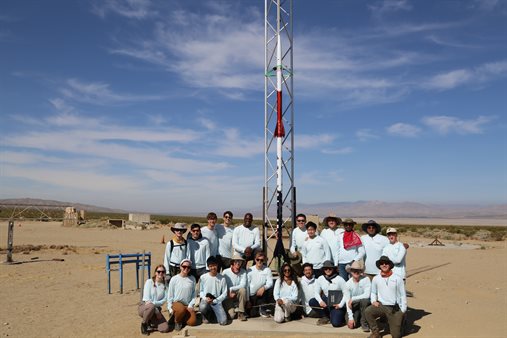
[263,0,295,263]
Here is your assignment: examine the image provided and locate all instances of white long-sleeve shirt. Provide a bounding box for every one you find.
[300,275,317,315]
[142,279,168,307]
[321,228,343,265]
[273,279,299,302]
[290,227,307,254]
[361,234,389,274]
[345,276,371,318]
[314,274,349,308]
[187,237,210,269]
[163,239,188,271]
[382,242,407,279]
[337,232,365,264]
[201,226,219,257]
[232,225,260,255]
[199,272,228,304]
[167,274,196,309]
[301,235,331,269]
[247,265,273,296]
[222,267,248,292]
[216,224,234,258]
[370,273,407,313]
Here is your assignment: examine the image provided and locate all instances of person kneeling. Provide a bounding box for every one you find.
[345,261,371,332]
[138,265,170,335]
[222,254,248,321]
[167,259,198,331]
[199,256,228,325]
[273,263,299,323]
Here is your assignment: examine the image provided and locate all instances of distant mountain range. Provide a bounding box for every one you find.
[1,198,506,219]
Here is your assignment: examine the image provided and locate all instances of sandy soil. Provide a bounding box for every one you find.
[0,221,506,338]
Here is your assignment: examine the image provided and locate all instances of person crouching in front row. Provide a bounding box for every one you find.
[222,254,249,321]
[167,259,198,331]
[273,263,300,323]
[247,251,274,318]
[199,256,228,325]
[138,264,170,335]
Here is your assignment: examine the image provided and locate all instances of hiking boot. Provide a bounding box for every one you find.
[174,322,183,332]
[238,312,247,321]
[316,317,330,325]
[259,310,270,318]
[361,322,370,332]
[368,329,380,338]
[140,322,149,335]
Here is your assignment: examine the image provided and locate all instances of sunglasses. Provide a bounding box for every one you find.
[173,229,184,232]
[156,270,166,274]
[379,262,389,266]
[191,229,200,232]
[181,265,191,269]
[224,216,232,219]
[255,258,264,262]
[350,269,361,273]
[283,269,291,272]
[323,267,333,270]
[296,219,305,222]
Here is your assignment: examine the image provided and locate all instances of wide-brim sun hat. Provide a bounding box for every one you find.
[321,260,335,269]
[345,261,365,273]
[231,253,245,262]
[361,220,381,233]
[342,218,356,225]
[171,222,187,231]
[375,256,394,269]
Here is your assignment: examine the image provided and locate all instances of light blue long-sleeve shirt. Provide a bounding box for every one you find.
[167,274,196,309]
[337,232,365,264]
[321,228,344,265]
[216,224,234,258]
[290,227,307,253]
[247,265,273,296]
[300,275,317,315]
[345,276,371,318]
[314,274,349,309]
[232,225,260,255]
[370,273,407,313]
[187,237,210,269]
[142,279,167,307]
[201,226,219,257]
[222,267,247,292]
[273,279,299,302]
[301,235,331,269]
[382,242,407,279]
[199,272,228,305]
[361,234,389,274]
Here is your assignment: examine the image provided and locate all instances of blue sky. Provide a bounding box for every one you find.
[1,0,506,214]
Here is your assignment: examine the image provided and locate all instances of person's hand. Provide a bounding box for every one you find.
[333,304,341,309]
[187,307,195,314]
[372,301,380,307]
[404,243,410,249]
[277,299,284,306]
[347,319,355,329]
[206,297,213,304]
[229,291,237,299]
[319,301,326,308]
[256,287,265,297]
[145,300,153,305]
[244,247,253,258]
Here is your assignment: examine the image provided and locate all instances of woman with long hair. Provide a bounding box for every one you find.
[273,263,300,323]
[138,264,170,335]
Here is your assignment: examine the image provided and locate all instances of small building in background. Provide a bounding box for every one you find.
[128,213,151,224]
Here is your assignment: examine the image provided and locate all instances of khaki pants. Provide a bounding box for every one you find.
[274,300,296,323]
[365,304,404,338]
[223,288,247,318]
[172,302,197,327]
[138,302,169,333]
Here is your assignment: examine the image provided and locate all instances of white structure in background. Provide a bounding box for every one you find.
[128,213,151,224]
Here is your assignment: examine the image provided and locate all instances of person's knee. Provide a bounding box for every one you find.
[158,322,170,333]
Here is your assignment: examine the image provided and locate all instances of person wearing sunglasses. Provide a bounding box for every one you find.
[247,251,274,318]
[364,256,406,338]
[215,211,235,271]
[289,213,307,257]
[199,256,228,326]
[310,260,349,327]
[138,265,170,335]
[187,223,211,282]
[167,259,198,331]
[273,263,300,323]
[164,222,188,277]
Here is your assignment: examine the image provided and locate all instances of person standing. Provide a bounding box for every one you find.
[138,265,170,335]
[365,256,407,338]
[360,220,389,280]
[199,256,228,326]
[301,221,331,277]
[247,251,274,318]
[216,211,235,271]
[163,223,188,277]
[167,259,198,331]
[232,213,261,266]
[309,260,349,327]
[337,218,365,281]
[187,223,211,282]
[289,213,308,255]
[222,254,248,321]
[382,228,407,280]
[344,261,371,332]
[320,216,343,266]
[201,212,219,257]
[273,263,299,323]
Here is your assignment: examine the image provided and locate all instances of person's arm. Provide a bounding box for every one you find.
[232,228,245,253]
[397,277,407,313]
[163,242,171,272]
[142,279,152,302]
[351,278,371,301]
[215,278,228,304]
[370,278,378,303]
[166,278,175,312]
[338,279,349,308]
[199,275,206,298]
[354,242,365,262]
[345,283,354,319]
[323,239,332,262]
[288,282,299,302]
[251,227,261,250]
[273,279,281,300]
[265,267,274,290]
[290,229,298,253]
[391,243,407,265]
[314,278,323,304]
[187,278,196,309]
[152,286,168,307]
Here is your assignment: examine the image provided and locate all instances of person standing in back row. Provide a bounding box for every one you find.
[337,218,364,281]
[215,211,235,271]
[232,213,261,266]
[163,223,188,277]
[382,228,407,280]
[201,212,219,257]
[360,220,388,280]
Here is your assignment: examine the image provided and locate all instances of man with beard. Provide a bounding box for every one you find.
[337,218,365,281]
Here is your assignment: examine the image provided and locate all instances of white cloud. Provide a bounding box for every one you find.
[197,117,217,131]
[387,123,421,137]
[60,78,164,105]
[296,134,336,150]
[213,128,264,158]
[356,129,380,142]
[49,98,75,114]
[298,170,344,185]
[321,147,353,155]
[369,0,412,15]
[422,115,493,135]
[91,0,156,19]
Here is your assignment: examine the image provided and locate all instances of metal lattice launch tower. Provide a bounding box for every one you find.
[263,0,294,265]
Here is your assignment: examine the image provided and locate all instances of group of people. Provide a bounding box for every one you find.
[138,212,408,338]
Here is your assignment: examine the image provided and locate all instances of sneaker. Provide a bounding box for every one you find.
[316,317,330,325]
[238,312,247,321]
[259,310,270,318]
[140,322,149,335]
[361,323,370,332]
[284,316,291,322]
[174,322,182,332]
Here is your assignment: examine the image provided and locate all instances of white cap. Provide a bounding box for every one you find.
[386,227,397,234]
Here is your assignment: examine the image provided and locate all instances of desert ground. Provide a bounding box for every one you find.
[1,221,506,338]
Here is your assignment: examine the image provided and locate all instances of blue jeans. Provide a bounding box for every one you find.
[338,263,351,281]
[199,299,227,325]
[308,295,346,327]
